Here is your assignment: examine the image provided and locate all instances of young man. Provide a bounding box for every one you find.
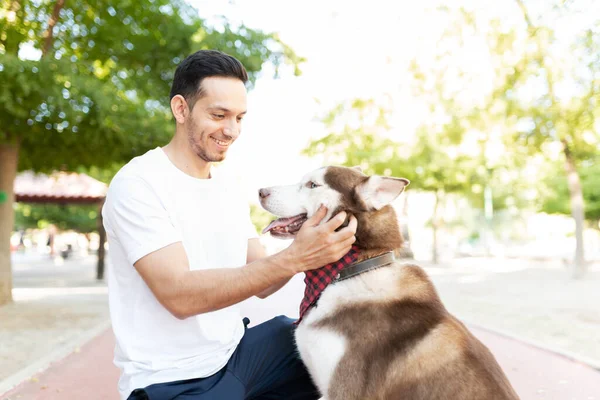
[102,50,357,400]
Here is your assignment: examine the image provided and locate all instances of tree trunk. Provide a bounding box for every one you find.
[431,191,441,264]
[42,0,65,57]
[0,143,19,306]
[562,140,586,278]
[516,0,586,278]
[96,200,106,280]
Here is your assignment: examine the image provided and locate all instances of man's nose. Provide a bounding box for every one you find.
[223,121,240,139]
[223,128,238,139]
[258,188,270,199]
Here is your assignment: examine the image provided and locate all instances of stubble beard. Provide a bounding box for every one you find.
[186,116,226,163]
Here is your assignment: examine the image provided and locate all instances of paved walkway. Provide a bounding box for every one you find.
[2,323,599,400]
[1,328,119,400]
[2,251,600,399]
[0,252,109,382]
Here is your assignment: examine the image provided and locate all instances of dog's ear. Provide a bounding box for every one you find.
[355,176,410,211]
[351,165,363,173]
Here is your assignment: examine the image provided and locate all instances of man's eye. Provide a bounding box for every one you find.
[306,181,319,189]
[213,114,225,119]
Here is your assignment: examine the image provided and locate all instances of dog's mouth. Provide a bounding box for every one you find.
[262,214,308,238]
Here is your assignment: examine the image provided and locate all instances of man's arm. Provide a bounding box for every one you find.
[246,238,291,299]
[134,206,357,319]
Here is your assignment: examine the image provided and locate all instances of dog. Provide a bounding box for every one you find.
[259,166,519,400]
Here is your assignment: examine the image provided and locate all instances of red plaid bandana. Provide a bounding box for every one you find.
[295,245,360,324]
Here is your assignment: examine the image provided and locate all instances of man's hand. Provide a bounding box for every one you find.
[284,206,357,273]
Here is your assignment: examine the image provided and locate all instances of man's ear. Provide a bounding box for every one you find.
[355,176,410,211]
[170,94,189,124]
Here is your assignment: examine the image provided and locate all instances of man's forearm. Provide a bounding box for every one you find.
[256,277,292,299]
[169,251,296,318]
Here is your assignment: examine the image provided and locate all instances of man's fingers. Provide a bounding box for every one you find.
[323,210,347,231]
[333,215,357,240]
[346,214,358,233]
[332,236,356,260]
[306,205,328,227]
[341,234,356,248]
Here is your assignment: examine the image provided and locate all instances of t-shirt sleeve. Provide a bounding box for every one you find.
[102,175,182,265]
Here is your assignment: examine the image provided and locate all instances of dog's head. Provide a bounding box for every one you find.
[259,166,409,239]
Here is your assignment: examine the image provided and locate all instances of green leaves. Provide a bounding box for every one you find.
[0,53,171,170]
[14,203,100,233]
[540,159,600,223]
[303,99,401,176]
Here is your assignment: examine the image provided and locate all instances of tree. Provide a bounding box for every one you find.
[483,0,600,277]
[0,0,303,305]
[414,1,600,275]
[540,159,600,227]
[14,203,99,233]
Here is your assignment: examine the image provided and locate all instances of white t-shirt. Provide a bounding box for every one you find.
[102,147,258,399]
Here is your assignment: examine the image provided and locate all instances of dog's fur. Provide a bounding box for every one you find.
[259,166,519,400]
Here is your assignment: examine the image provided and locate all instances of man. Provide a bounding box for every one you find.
[102,49,357,400]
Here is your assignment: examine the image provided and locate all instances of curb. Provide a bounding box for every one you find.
[0,319,112,397]
[465,319,600,371]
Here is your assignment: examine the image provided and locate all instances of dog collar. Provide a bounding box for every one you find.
[336,251,395,282]
[295,246,360,324]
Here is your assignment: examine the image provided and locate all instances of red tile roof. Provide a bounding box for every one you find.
[14,171,107,204]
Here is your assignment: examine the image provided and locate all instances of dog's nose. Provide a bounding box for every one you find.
[259,188,270,199]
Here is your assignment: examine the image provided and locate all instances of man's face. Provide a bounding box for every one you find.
[185,76,247,163]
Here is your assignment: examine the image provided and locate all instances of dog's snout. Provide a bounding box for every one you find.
[259,188,270,199]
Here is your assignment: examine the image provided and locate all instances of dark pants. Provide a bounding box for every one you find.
[128,316,320,400]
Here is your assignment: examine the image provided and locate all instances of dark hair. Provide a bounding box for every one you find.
[169,50,248,108]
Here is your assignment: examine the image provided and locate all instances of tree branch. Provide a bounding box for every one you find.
[514,0,560,114]
[42,0,66,57]
[515,0,535,31]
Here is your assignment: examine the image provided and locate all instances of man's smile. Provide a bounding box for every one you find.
[210,136,231,148]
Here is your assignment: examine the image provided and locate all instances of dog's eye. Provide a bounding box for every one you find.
[306,181,319,189]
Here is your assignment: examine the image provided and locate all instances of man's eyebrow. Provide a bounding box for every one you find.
[208,106,247,115]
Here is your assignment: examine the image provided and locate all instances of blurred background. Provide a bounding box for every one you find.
[1,0,600,398]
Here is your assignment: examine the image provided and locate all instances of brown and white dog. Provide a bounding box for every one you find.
[259,166,519,400]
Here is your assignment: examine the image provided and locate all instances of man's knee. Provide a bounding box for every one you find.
[265,315,297,352]
[271,315,296,334]
[269,314,294,332]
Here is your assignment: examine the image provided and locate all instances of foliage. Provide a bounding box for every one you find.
[540,159,600,223]
[249,203,274,235]
[304,99,406,175]
[14,202,99,233]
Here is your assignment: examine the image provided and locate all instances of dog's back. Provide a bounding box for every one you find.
[311,263,519,400]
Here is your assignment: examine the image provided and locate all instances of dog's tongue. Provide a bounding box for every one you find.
[262,215,306,234]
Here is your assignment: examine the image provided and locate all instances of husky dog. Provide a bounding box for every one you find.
[259,166,519,400]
